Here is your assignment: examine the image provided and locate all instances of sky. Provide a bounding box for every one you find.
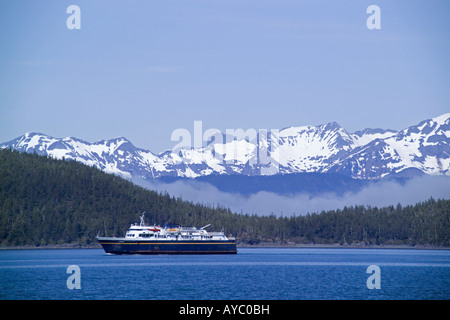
[1,0,450,153]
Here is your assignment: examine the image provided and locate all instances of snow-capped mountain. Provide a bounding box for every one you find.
[1,113,449,180]
[328,113,450,178]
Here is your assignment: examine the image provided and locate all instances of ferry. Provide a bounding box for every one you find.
[97,213,237,254]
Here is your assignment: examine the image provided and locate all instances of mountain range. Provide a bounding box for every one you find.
[1,113,449,184]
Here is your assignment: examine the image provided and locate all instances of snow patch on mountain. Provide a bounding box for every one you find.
[1,113,449,180]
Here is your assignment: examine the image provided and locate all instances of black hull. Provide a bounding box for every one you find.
[97,237,237,254]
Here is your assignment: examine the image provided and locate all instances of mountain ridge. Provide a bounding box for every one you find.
[1,113,449,181]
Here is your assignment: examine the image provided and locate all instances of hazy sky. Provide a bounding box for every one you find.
[1,0,449,153]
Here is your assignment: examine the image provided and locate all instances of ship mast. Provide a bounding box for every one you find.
[139,212,146,226]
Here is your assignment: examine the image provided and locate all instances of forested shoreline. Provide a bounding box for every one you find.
[1,149,449,247]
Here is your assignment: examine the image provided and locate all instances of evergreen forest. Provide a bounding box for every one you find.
[0,149,449,247]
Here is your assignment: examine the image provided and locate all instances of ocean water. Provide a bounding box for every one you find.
[0,248,449,300]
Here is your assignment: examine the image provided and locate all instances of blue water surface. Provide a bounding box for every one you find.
[0,248,448,300]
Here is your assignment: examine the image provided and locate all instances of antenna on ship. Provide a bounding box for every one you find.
[140,212,146,226]
[201,224,211,230]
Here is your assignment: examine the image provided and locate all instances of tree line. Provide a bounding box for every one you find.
[0,149,449,247]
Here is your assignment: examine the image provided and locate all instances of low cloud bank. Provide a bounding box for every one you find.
[132,175,450,216]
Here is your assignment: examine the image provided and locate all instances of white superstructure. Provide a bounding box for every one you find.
[123,213,232,241]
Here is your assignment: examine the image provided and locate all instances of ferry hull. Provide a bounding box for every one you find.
[97,237,237,254]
